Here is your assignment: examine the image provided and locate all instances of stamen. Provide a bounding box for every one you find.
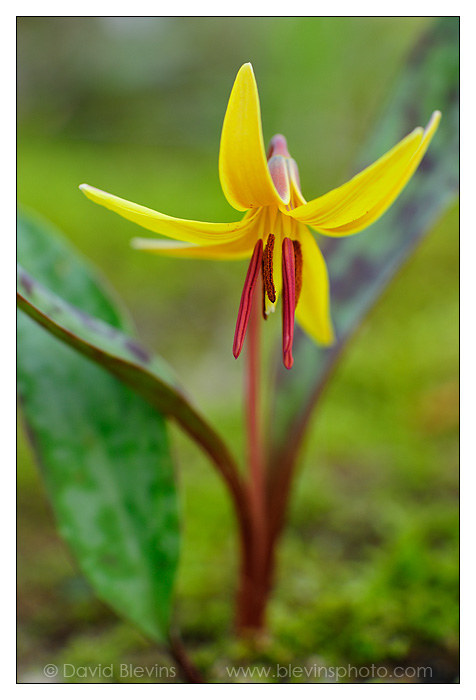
[282,237,296,370]
[262,233,276,304]
[233,240,263,359]
[284,347,294,370]
[293,240,303,307]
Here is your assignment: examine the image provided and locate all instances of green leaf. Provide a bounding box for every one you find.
[269,19,459,509]
[17,262,241,486]
[17,210,180,642]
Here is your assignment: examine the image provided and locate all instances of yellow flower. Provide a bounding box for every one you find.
[80,63,440,369]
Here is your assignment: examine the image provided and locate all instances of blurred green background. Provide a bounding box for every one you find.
[17,17,458,683]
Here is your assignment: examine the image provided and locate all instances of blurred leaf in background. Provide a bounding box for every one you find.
[269,18,458,512]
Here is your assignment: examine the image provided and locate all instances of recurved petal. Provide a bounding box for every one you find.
[295,226,334,345]
[289,111,441,236]
[218,63,282,211]
[131,229,258,260]
[79,184,258,244]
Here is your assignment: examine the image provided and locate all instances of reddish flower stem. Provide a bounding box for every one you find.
[236,273,272,634]
[245,276,267,567]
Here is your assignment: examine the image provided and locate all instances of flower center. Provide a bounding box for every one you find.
[233,136,306,369]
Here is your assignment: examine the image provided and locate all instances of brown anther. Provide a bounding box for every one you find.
[292,240,303,307]
[262,233,276,304]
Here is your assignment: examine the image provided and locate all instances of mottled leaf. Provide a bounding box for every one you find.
[268,19,459,516]
[17,211,180,642]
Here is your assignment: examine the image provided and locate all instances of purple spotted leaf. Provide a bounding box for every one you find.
[17,211,237,644]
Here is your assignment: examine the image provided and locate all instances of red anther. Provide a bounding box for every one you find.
[267,134,291,159]
[233,240,263,359]
[284,347,294,370]
[282,237,296,369]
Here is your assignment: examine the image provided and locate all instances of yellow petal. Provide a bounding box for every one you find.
[131,229,257,260]
[289,111,441,236]
[295,226,334,345]
[287,158,307,208]
[79,184,258,244]
[218,63,283,211]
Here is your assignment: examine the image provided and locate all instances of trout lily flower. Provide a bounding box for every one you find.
[80,63,440,369]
